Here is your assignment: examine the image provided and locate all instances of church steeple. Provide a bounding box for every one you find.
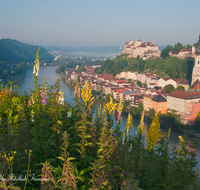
[192,34,200,85]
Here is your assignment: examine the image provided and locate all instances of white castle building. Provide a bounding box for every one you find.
[191,34,200,85]
[120,39,161,59]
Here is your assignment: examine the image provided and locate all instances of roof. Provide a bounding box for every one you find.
[152,94,167,102]
[178,79,190,85]
[192,79,200,89]
[168,90,200,100]
[162,78,171,81]
[171,51,179,55]
[96,74,113,78]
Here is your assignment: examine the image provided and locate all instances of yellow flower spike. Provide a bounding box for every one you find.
[124,113,133,134]
[167,128,171,141]
[81,80,94,108]
[103,96,117,115]
[146,112,161,152]
[136,111,145,135]
[179,136,185,146]
[9,156,13,161]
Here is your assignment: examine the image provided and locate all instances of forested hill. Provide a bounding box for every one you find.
[95,54,194,81]
[0,39,54,63]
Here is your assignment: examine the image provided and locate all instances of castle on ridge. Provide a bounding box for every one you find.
[120,39,161,60]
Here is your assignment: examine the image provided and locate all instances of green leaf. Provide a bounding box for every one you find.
[67,157,76,161]
[79,166,92,176]
[97,148,103,154]
[85,142,93,146]
[57,120,63,126]
[57,157,65,161]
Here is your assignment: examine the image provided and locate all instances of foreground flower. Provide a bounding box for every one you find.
[81,80,94,108]
[56,88,64,105]
[125,113,133,134]
[40,77,47,105]
[146,112,161,152]
[136,111,145,135]
[33,47,40,77]
[115,97,123,121]
[103,96,117,115]
[74,78,80,98]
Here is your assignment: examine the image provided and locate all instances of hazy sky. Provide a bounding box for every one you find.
[0,0,200,47]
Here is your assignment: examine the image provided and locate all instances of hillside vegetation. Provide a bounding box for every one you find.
[95,54,194,80]
[0,39,54,63]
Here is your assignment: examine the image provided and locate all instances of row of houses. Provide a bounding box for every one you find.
[65,67,200,125]
[116,71,190,90]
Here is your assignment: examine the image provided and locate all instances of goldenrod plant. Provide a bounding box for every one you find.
[146,111,161,152]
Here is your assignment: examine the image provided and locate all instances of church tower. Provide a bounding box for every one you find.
[191,34,200,85]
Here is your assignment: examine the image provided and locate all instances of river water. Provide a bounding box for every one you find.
[18,66,200,171]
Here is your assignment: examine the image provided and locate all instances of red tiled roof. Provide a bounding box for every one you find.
[168,90,200,100]
[96,74,113,78]
[162,78,171,81]
[116,89,128,93]
[192,79,200,89]
[178,79,190,85]
[173,78,182,83]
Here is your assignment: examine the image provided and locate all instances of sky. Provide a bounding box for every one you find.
[0,0,200,47]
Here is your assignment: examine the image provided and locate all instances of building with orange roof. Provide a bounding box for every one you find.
[191,79,200,89]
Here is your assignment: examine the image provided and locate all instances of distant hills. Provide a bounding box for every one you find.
[0,39,54,63]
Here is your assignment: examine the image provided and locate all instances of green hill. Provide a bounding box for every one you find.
[0,39,54,63]
[95,54,194,81]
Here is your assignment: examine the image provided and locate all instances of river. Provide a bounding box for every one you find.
[18,66,200,171]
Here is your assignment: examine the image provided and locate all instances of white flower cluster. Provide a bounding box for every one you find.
[57,89,64,105]
[33,60,39,77]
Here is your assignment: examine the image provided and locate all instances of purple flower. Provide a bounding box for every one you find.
[87,107,91,118]
[28,100,31,106]
[115,109,118,121]
[40,89,47,105]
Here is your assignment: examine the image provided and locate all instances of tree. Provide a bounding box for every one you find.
[176,85,185,91]
[77,66,86,73]
[174,42,184,51]
[137,80,142,87]
[148,108,155,119]
[137,101,143,114]
[163,84,175,93]
[194,115,200,131]
[128,79,132,82]
[161,48,170,59]
[161,45,173,59]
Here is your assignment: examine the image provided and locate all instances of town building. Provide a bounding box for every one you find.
[167,90,200,114]
[192,35,200,85]
[151,94,167,114]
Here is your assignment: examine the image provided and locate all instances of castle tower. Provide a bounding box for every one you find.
[191,34,200,85]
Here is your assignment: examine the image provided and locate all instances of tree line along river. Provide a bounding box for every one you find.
[18,66,200,172]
